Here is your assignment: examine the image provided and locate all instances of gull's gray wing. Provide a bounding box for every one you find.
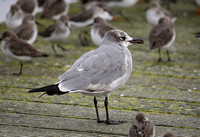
[58,46,126,92]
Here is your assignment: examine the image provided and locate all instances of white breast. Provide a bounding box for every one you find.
[163,29,176,49]
[90,27,102,46]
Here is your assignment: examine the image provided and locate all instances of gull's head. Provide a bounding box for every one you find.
[102,30,144,47]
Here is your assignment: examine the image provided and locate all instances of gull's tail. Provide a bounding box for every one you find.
[28,84,67,98]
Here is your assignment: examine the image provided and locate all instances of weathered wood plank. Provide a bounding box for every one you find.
[0,99,199,129]
[0,112,199,137]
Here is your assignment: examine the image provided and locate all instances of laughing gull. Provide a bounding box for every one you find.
[163,132,177,137]
[41,0,69,20]
[5,4,26,30]
[149,17,175,62]
[0,31,48,75]
[91,17,116,46]
[13,15,38,45]
[28,30,144,124]
[146,2,176,26]
[129,113,155,137]
[39,15,70,57]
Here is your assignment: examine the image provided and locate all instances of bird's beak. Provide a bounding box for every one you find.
[0,38,2,41]
[128,38,144,44]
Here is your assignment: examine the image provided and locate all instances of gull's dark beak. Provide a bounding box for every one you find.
[129,38,144,44]
[0,38,2,41]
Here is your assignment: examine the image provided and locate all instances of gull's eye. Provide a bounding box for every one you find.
[120,36,126,41]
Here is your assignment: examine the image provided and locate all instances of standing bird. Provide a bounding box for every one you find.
[129,113,155,137]
[13,15,38,45]
[69,6,113,27]
[149,17,175,62]
[17,0,39,15]
[0,31,48,75]
[146,2,176,26]
[90,17,116,46]
[41,0,69,20]
[5,4,26,30]
[39,15,70,57]
[163,132,177,137]
[102,0,139,8]
[28,30,144,124]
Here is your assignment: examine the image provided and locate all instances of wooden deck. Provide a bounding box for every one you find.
[0,1,199,137]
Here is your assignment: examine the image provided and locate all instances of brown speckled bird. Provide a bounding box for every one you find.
[149,17,175,62]
[0,31,48,75]
[129,113,155,137]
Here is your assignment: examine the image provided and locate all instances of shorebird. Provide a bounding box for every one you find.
[39,15,70,57]
[17,0,39,15]
[90,17,116,46]
[69,6,113,27]
[0,31,48,75]
[103,0,139,8]
[129,113,155,137]
[163,132,177,137]
[13,15,38,45]
[28,30,144,124]
[84,1,114,17]
[149,17,175,62]
[146,2,176,25]
[41,0,69,20]
[5,4,26,30]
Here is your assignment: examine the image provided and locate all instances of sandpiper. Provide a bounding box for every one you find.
[146,2,176,25]
[13,15,38,45]
[28,30,144,124]
[149,17,176,62]
[90,17,116,46]
[129,113,155,137]
[0,31,48,75]
[41,0,69,20]
[5,4,26,30]
[69,6,113,27]
[17,0,39,15]
[163,132,177,137]
[39,15,70,57]
[103,0,139,8]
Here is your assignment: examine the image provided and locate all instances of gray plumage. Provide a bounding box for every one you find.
[28,30,144,124]
[129,113,155,137]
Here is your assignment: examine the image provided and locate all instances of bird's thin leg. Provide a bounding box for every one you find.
[166,49,172,62]
[93,97,102,123]
[13,62,23,75]
[52,43,62,57]
[104,96,123,125]
[104,96,110,124]
[158,49,162,62]
[57,43,67,52]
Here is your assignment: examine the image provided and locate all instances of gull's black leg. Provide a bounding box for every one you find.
[94,97,103,123]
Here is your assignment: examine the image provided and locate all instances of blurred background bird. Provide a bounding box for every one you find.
[149,17,176,62]
[39,15,70,57]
